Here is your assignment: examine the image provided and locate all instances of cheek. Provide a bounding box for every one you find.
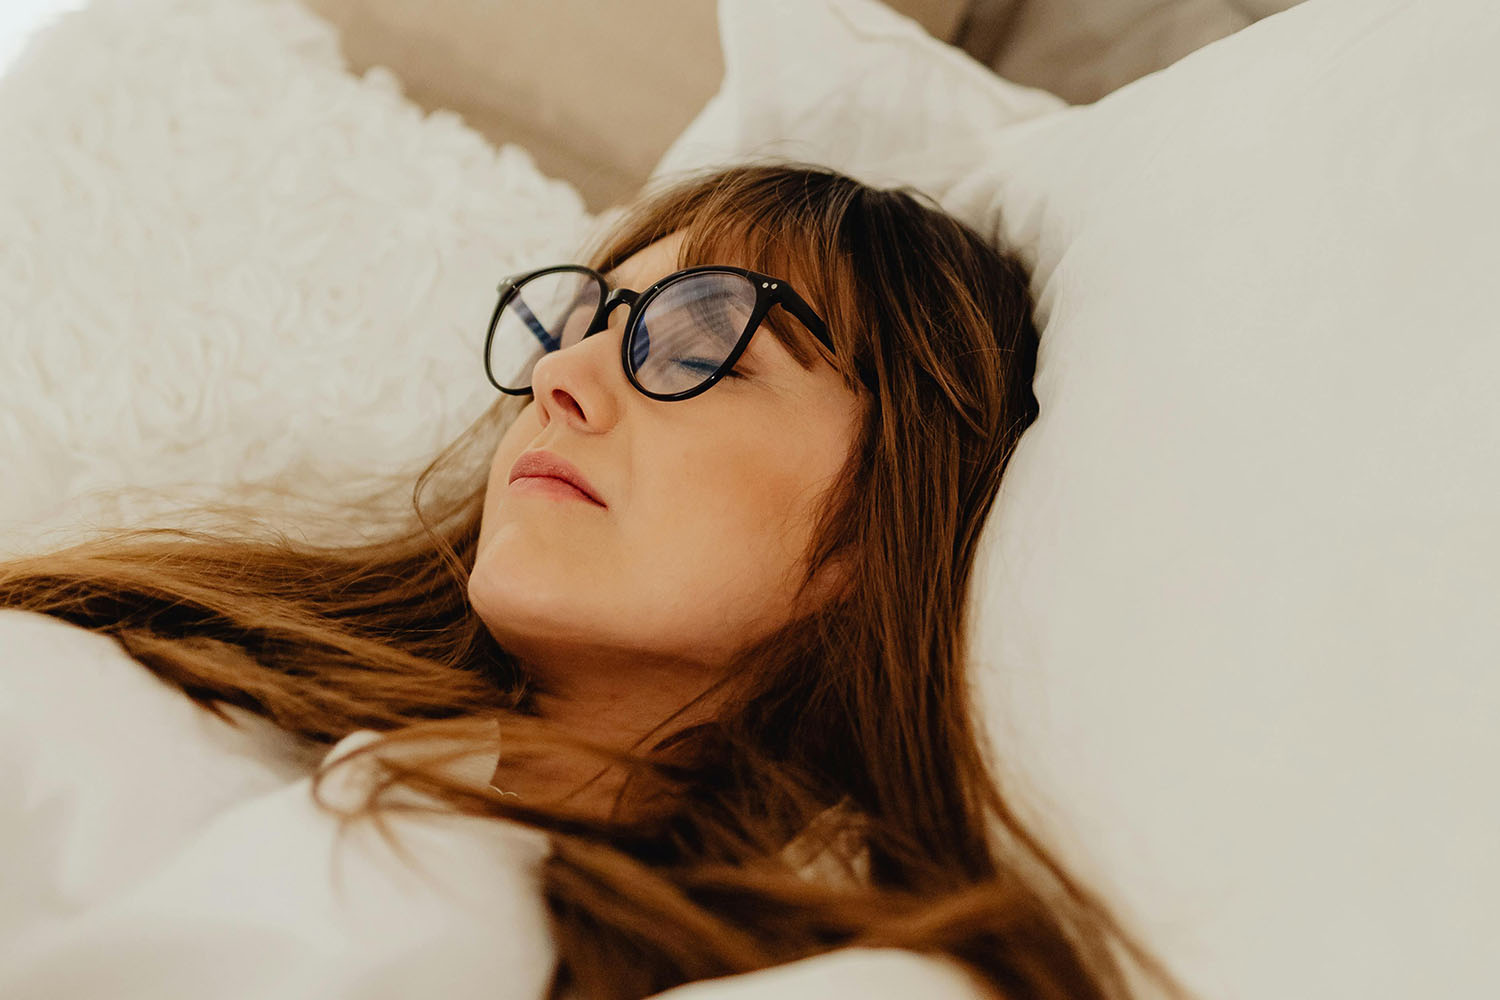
[661,424,838,601]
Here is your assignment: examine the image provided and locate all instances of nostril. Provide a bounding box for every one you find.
[550,387,586,421]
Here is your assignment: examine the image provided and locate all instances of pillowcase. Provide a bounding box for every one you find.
[656,2,1500,1000]
[0,610,322,939]
[651,0,1067,195]
[0,0,596,558]
[0,613,561,1000]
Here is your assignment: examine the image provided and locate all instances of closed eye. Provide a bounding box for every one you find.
[677,358,746,379]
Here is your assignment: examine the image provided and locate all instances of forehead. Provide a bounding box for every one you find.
[604,231,689,288]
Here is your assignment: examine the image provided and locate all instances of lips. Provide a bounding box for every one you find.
[507,450,606,507]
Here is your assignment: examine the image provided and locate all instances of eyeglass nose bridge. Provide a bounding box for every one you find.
[586,287,639,337]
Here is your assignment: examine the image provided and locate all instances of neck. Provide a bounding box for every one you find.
[489,652,727,819]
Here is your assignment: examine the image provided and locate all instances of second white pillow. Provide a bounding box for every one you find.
[651,0,1067,193]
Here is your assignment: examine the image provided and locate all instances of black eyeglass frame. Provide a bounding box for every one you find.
[484,264,837,403]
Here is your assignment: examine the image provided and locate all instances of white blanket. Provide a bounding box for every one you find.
[0,610,986,999]
[0,609,560,998]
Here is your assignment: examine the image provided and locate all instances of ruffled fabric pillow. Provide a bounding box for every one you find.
[0,0,596,558]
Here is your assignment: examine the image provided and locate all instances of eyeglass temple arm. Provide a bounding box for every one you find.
[773,284,879,390]
[772,287,836,354]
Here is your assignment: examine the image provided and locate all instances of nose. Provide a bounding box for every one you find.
[527,287,637,430]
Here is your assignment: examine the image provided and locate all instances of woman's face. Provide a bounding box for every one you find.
[469,231,865,702]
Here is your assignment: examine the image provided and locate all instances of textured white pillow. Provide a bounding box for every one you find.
[0,0,595,557]
[658,2,1500,1000]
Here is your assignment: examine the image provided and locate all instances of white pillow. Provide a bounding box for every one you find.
[0,0,596,557]
[651,0,1067,194]
[657,2,1500,1000]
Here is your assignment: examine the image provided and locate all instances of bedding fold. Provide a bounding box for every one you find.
[0,610,557,999]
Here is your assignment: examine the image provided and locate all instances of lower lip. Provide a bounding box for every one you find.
[509,476,604,506]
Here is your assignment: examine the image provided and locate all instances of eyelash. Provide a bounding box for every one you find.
[678,358,748,381]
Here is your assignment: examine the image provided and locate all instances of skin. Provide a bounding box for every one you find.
[468,231,865,815]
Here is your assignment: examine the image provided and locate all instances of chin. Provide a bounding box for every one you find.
[468,568,568,642]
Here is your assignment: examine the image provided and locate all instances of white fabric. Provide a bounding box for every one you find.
[0,611,322,938]
[652,0,1066,195]
[655,2,1500,1000]
[648,947,988,1000]
[0,609,558,999]
[0,0,596,557]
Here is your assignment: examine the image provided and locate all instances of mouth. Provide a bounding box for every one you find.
[508,475,607,507]
[507,449,607,507]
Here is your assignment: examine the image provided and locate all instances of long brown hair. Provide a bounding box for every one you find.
[0,164,1195,1000]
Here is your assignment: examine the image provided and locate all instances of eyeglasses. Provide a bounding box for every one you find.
[483,264,835,402]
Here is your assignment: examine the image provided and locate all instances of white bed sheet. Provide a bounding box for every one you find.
[0,610,559,999]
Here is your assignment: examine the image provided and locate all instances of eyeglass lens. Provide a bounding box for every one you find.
[488,270,758,397]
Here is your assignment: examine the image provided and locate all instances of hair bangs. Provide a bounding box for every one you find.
[585,167,867,387]
[682,230,802,366]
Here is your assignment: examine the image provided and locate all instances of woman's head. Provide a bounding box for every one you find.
[469,228,867,710]
[470,166,1039,802]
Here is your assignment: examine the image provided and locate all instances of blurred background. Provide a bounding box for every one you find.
[1,0,1301,211]
[295,0,1302,209]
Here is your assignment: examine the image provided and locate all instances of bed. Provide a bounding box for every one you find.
[1,1,1495,998]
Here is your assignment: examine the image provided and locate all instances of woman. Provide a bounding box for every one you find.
[0,164,1194,1000]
